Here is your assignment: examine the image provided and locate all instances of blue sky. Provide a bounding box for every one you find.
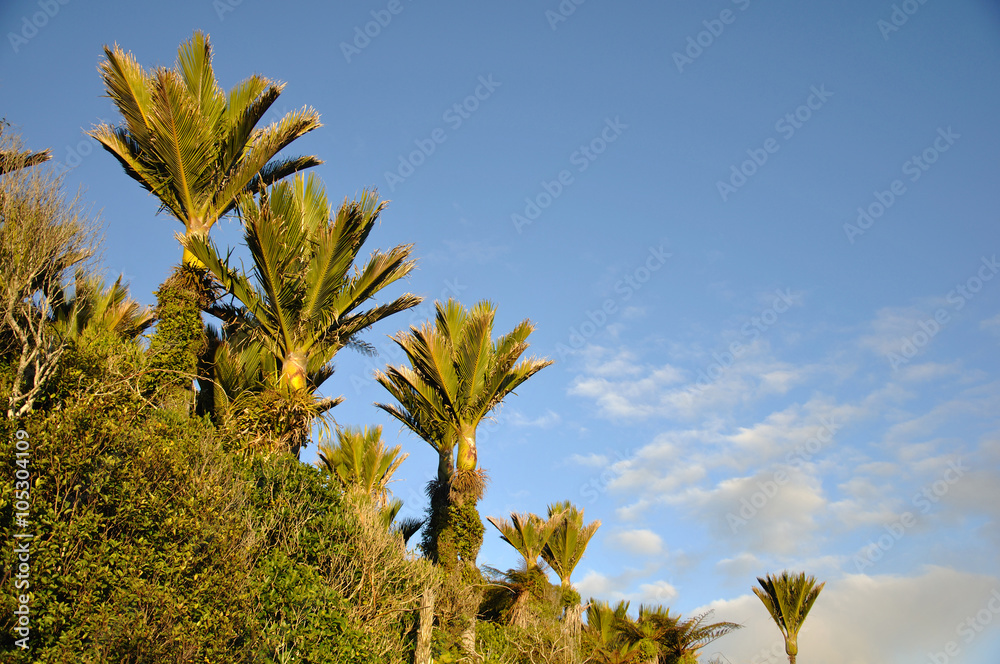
[3,1,1000,661]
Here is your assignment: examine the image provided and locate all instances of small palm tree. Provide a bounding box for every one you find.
[488,512,558,572]
[50,270,155,344]
[90,30,321,269]
[585,600,650,664]
[753,571,825,664]
[542,500,601,597]
[317,425,408,508]
[660,610,742,664]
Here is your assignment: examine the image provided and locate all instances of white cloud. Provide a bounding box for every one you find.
[697,567,1000,664]
[606,529,666,556]
[569,452,610,468]
[509,409,561,428]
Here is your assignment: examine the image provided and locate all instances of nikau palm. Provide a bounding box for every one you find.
[375,298,552,655]
[376,299,553,492]
[488,512,558,572]
[185,173,420,452]
[541,501,601,656]
[753,571,825,664]
[317,425,408,508]
[90,30,321,268]
[50,271,155,344]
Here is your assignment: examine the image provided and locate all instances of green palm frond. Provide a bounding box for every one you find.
[541,501,601,590]
[316,424,408,507]
[375,298,552,481]
[89,30,321,264]
[487,512,558,571]
[753,571,824,661]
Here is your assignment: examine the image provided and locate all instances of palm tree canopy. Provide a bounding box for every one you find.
[183,173,421,394]
[374,298,553,477]
[89,30,322,260]
[317,424,408,507]
[50,270,154,343]
[487,512,558,570]
[753,571,824,657]
[541,500,601,589]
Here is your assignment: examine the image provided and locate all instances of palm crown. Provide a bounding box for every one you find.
[184,173,420,397]
[375,298,553,483]
[753,571,825,664]
[89,30,321,266]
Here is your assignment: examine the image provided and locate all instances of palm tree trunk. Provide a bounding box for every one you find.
[455,426,477,471]
[280,349,308,390]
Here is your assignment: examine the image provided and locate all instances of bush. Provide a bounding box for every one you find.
[0,387,427,662]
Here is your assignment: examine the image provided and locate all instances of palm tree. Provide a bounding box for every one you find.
[89,30,321,269]
[375,299,553,561]
[541,501,601,656]
[585,600,650,664]
[317,425,408,508]
[610,605,741,664]
[659,610,742,664]
[374,298,552,654]
[184,173,420,453]
[90,31,322,409]
[488,512,558,572]
[50,270,155,344]
[753,571,825,664]
[542,500,601,598]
